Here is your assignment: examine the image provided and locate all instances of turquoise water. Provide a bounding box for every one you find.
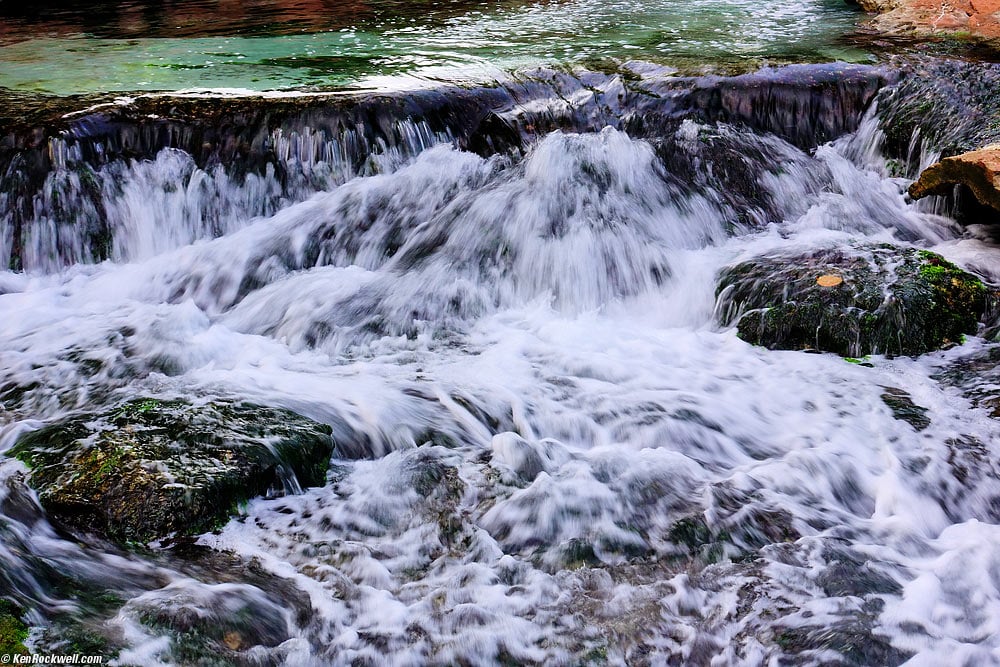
[0,0,868,95]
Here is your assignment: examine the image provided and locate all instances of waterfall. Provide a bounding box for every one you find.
[2,60,1000,665]
[0,64,886,274]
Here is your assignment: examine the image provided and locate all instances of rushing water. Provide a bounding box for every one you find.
[3,55,1000,663]
[0,0,867,94]
[4,0,1000,663]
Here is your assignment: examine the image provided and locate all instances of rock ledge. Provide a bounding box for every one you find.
[909,145,1000,215]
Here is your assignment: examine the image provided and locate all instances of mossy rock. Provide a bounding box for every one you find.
[11,398,334,544]
[0,600,29,658]
[715,245,992,357]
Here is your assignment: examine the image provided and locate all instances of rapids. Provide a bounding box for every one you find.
[2,59,1000,666]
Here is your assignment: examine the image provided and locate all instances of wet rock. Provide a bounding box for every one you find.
[407,451,467,549]
[874,59,1000,167]
[877,62,1000,223]
[857,0,902,11]
[817,545,903,597]
[671,63,888,151]
[773,617,911,666]
[909,145,1000,218]
[127,582,293,665]
[667,504,799,566]
[0,600,29,658]
[667,516,731,564]
[715,244,991,356]
[934,344,1000,417]
[491,433,546,484]
[652,120,815,229]
[34,621,121,664]
[880,387,931,431]
[945,434,991,486]
[11,398,334,543]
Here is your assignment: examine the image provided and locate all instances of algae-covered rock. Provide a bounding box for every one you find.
[873,60,1000,170]
[0,600,29,658]
[715,245,991,356]
[12,398,334,543]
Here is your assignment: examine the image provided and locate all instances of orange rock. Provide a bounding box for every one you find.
[909,146,1000,213]
[970,0,1000,14]
[865,0,1000,41]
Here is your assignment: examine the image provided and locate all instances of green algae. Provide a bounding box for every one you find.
[0,601,29,659]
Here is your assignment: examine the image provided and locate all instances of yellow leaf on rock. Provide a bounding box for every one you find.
[816,274,843,287]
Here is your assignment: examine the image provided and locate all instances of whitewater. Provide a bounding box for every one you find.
[2,62,1000,664]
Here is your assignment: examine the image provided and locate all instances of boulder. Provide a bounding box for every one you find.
[909,145,1000,214]
[715,245,991,356]
[864,0,1000,42]
[11,398,334,543]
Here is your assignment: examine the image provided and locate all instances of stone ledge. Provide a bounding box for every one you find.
[909,145,1000,213]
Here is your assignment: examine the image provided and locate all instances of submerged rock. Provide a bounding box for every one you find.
[11,398,333,543]
[910,145,1000,215]
[880,387,932,430]
[715,245,991,356]
[933,344,1000,416]
[127,582,294,664]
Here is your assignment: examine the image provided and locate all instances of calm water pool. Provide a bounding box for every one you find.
[0,0,868,94]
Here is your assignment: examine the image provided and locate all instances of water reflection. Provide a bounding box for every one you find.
[0,0,867,98]
[0,0,539,41]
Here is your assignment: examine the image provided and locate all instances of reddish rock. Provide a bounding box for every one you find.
[909,146,1000,213]
[969,0,1000,37]
[864,0,1000,42]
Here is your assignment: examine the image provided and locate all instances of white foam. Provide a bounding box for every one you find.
[2,109,1000,664]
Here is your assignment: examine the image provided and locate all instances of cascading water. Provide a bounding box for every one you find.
[3,54,1000,667]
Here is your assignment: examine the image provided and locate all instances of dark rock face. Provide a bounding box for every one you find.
[715,245,991,356]
[11,398,334,543]
[875,59,1000,168]
[665,63,890,150]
